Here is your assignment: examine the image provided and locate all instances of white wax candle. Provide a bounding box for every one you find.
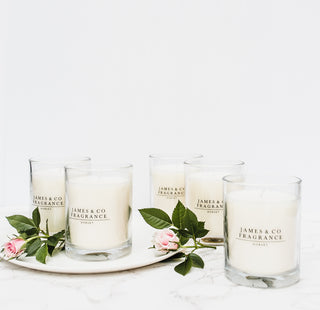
[32,169,65,234]
[226,190,299,275]
[151,164,185,215]
[186,172,224,238]
[67,175,131,250]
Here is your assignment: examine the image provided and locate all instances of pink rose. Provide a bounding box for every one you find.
[3,238,25,259]
[153,229,179,253]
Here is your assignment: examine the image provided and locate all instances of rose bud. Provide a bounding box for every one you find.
[3,238,25,259]
[153,229,179,253]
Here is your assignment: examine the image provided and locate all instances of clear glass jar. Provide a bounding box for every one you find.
[149,153,203,216]
[29,157,90,234]
[185,160,244,244]
[65,163,132,261]
[223,175,301,288]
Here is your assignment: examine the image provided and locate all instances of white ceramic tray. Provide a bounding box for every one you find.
[1,243,177,274]
[0,212,178,274]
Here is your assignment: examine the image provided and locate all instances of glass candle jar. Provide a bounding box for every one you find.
[29,157,90,234]
[65,163,132,261]
[185,160,244,244]
[149,154,203,216]
[223,175,301,288]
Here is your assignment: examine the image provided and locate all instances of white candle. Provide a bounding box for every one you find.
[150,164,185,215]
[226,189,299,275]
[31,168,65,234]
[67,175,131,250]
[185,172,224,238]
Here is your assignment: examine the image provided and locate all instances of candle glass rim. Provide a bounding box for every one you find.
[29,156,91,165]
[223,174,302,186]
[149,153,203,160]
[184,159,245,168]
[65,162,133,172]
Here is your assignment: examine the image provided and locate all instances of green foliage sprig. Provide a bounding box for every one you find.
[3,208,65,263]
[139,201,216,276]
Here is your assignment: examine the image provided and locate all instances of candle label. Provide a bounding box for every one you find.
[237,226,285,246]
[157,186,184,199]
[33,195,64,211]
[195,199,224,213]
[69,208,110,224]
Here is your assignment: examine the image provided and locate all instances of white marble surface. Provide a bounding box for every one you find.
[0,208,319,310]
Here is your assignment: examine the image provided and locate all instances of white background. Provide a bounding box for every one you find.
[0,0,319,211]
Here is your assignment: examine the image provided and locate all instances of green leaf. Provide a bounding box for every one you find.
[178,229,193,238]
[183,209,198,235]
[138,208,172,229]
[198,221,205,230]
[48,230,65,245]
[49,239,65,256]
[6,215,36,233]
[189,253,204,269]
[36,243,48,264]
[195,229,209,238]
[32,208,40,228]
[47,230,65,247]
[19,232,37,240]
[47,245,55,256]
[25,238,42,256]
[177,228,192,245]
[47,230,65,256]
[47,237,58,247]
[174,255,192,276]
[179,235,189,245]
[46,219,49,235]
[25,228,39,236]
[172,200,186,229]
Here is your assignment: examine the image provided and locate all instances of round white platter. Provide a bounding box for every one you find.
[1,243,177,274]
[0,211,178,274]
